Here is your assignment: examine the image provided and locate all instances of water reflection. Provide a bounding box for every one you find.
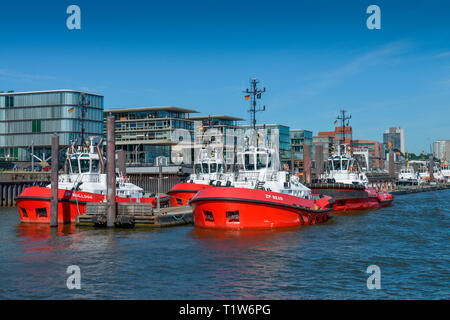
[188,227,310,299]
[16,223,78,253]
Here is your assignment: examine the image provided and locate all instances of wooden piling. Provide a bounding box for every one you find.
[8,185,12,207]
[50,134,59,227]
[388,151,395,178]
[157,165,162,211]
[303,141,311,183]
[106,115,116,227]
[429,155,434,181]
[315,144,324,178]
[117,149,126,176]
[290,146,295,175]
[12,184,17,206]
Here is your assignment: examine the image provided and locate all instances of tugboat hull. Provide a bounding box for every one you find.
[189,187,332,230]
[16,186,161,223]
[307,183,393,211]
[167,182,212,206]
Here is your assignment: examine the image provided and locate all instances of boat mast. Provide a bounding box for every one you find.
[79,93,90,145]
[406,151,409,168]
[336,109,351,153]
[244,78,266,145]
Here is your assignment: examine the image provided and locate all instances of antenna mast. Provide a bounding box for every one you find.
[244,78,266,131]
[336,109,351,145]
[79,93,90,144]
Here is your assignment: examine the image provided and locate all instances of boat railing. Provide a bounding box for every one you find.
[237,171,260,181]
[81,173,100,183]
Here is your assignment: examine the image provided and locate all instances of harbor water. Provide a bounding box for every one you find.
[0,190,448,299]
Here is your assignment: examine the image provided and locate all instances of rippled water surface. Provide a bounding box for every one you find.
[0,190,449,299]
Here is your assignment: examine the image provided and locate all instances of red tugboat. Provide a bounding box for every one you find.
[16,138,167,224]
[167,148,224,206]
[189,187,332,230]
[187,143,334,229]
[307,111,393,211]
[184,78,334,229]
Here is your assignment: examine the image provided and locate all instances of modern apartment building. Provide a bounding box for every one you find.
[0,90,104,161]
[190,115,243,164]
[433,140,450,161]
[317,126,352,145]
[290,129,313,172]
[313,135,334,163]
[383,127,405,154]
[104,106,198,164]
[351,139,384,170]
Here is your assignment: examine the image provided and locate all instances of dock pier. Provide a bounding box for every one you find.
[76,203,193,228]
[390,183,450,195]
[0,173,49,207]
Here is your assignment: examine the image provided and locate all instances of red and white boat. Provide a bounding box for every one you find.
[187,143,333,229]
[189,187,332,230]
[308,144,393,211]
[440,163,450,182]
[16,138,166,224]
[167,147,226,206]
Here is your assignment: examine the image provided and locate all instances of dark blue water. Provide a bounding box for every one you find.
[0,190,449,299]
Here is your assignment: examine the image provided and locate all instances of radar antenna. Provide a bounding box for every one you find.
[243,78,266,130]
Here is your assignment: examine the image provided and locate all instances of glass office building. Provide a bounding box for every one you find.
[0,90,104,161]
[383,127,405,155]
[238,124,291,165]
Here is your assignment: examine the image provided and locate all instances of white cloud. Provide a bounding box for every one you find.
[434,51,450,58]
[272,41,411,107]
[0,69,56,81]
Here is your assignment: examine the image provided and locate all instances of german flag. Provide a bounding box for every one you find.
[68,107,75,113]
[244,95,250,100]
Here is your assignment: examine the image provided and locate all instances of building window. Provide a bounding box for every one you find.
[32,120,41,133]
[5,95,14,107]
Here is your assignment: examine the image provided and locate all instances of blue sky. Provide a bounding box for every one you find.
[1,0,449,154]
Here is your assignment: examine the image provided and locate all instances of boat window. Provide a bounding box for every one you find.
[218,164,223,172]
[244,154,255,171]
[70,158,79,174]
[80,159,90,173]
[210,163,217,173]
[328,160,333,171]
[333,159,341,170]
[91,159,100,173]
[256,154,267,170]
[202,163,209,174]
[342,159,348,170]
[37,208,47,217]
[194,164,202,174]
